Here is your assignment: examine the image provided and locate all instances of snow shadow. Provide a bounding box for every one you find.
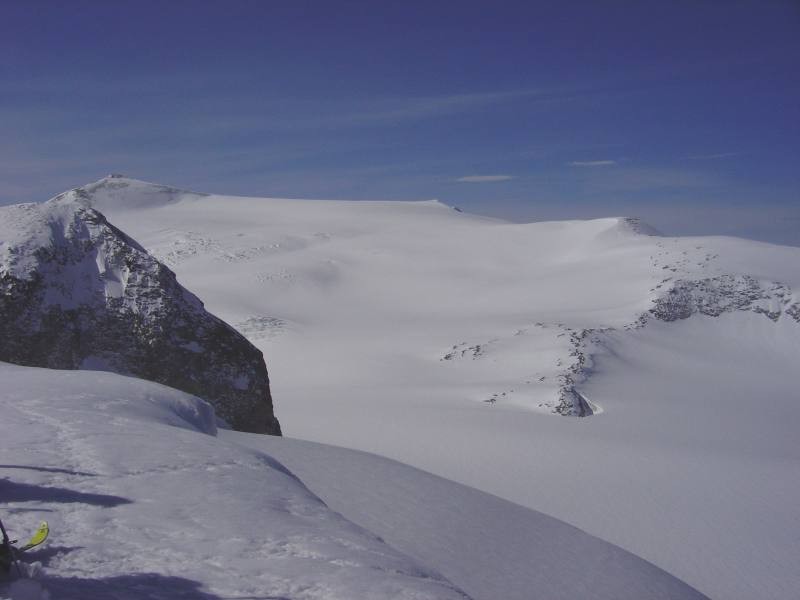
[19,545,82,567]
[0,465,98,477]
[0,479,131,507]
[39,573,291,600]
[254,453,303,485]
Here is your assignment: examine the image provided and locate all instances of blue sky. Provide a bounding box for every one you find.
[2,1,799,244]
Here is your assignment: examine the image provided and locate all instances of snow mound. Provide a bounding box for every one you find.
[0,361,217,435]
[0,363,469,600]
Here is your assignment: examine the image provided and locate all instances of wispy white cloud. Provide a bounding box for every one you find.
[685,152,739,160]
[568,160,617,167]
[456,175,516,183]
[196,89,550,132]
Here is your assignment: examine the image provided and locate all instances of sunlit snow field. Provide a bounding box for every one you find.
[88,177,800,599]
[3,176,799,599]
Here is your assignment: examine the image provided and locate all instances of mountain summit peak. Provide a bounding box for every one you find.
[619,217,662,236]
[54,175,208,212]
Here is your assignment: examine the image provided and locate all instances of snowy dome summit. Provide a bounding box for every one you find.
[2,175,799,600]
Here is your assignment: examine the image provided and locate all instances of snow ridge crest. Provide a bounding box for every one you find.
[53,175,208,213]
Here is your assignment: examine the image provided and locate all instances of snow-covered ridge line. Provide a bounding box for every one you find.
[70,175,468,214]
[60,174,209,212]
[72,175,663,234]
[440,265,800,417]
[561,273,799,415]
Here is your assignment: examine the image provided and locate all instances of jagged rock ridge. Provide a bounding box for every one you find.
[0,196,281,435]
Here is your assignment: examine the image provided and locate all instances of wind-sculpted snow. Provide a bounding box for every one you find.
[0,364,470,600]
[235,434,708,600]
[0,197,280,434]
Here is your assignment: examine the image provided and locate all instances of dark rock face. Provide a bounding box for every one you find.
[650,275,799,324]
[554,328,599,417]
[620,217,662,237]
[0,198,281,435]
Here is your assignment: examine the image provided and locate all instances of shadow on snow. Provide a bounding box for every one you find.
[0,478,130,507]
[0,465,98,477]
[7,572,292,600]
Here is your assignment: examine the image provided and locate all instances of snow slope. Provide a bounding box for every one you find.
[0,363,706,599]
[0,363,469,600]
[48,176,800,599]
[231,432,707,600]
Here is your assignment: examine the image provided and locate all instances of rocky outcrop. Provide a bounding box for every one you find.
[553,328,609,417]
[649,275,799,324]
[620,217,662,237]
[0,197,281,435]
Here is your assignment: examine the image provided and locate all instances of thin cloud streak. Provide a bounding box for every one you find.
[456,175,516,183]
[686,152,740,160]
[568,160,617,166]
[189,88,555,133]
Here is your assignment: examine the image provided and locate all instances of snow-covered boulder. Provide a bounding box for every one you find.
[0,196,281,434]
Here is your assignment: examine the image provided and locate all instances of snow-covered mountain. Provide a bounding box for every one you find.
[3,175,799,599]
[0,192,280,434]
